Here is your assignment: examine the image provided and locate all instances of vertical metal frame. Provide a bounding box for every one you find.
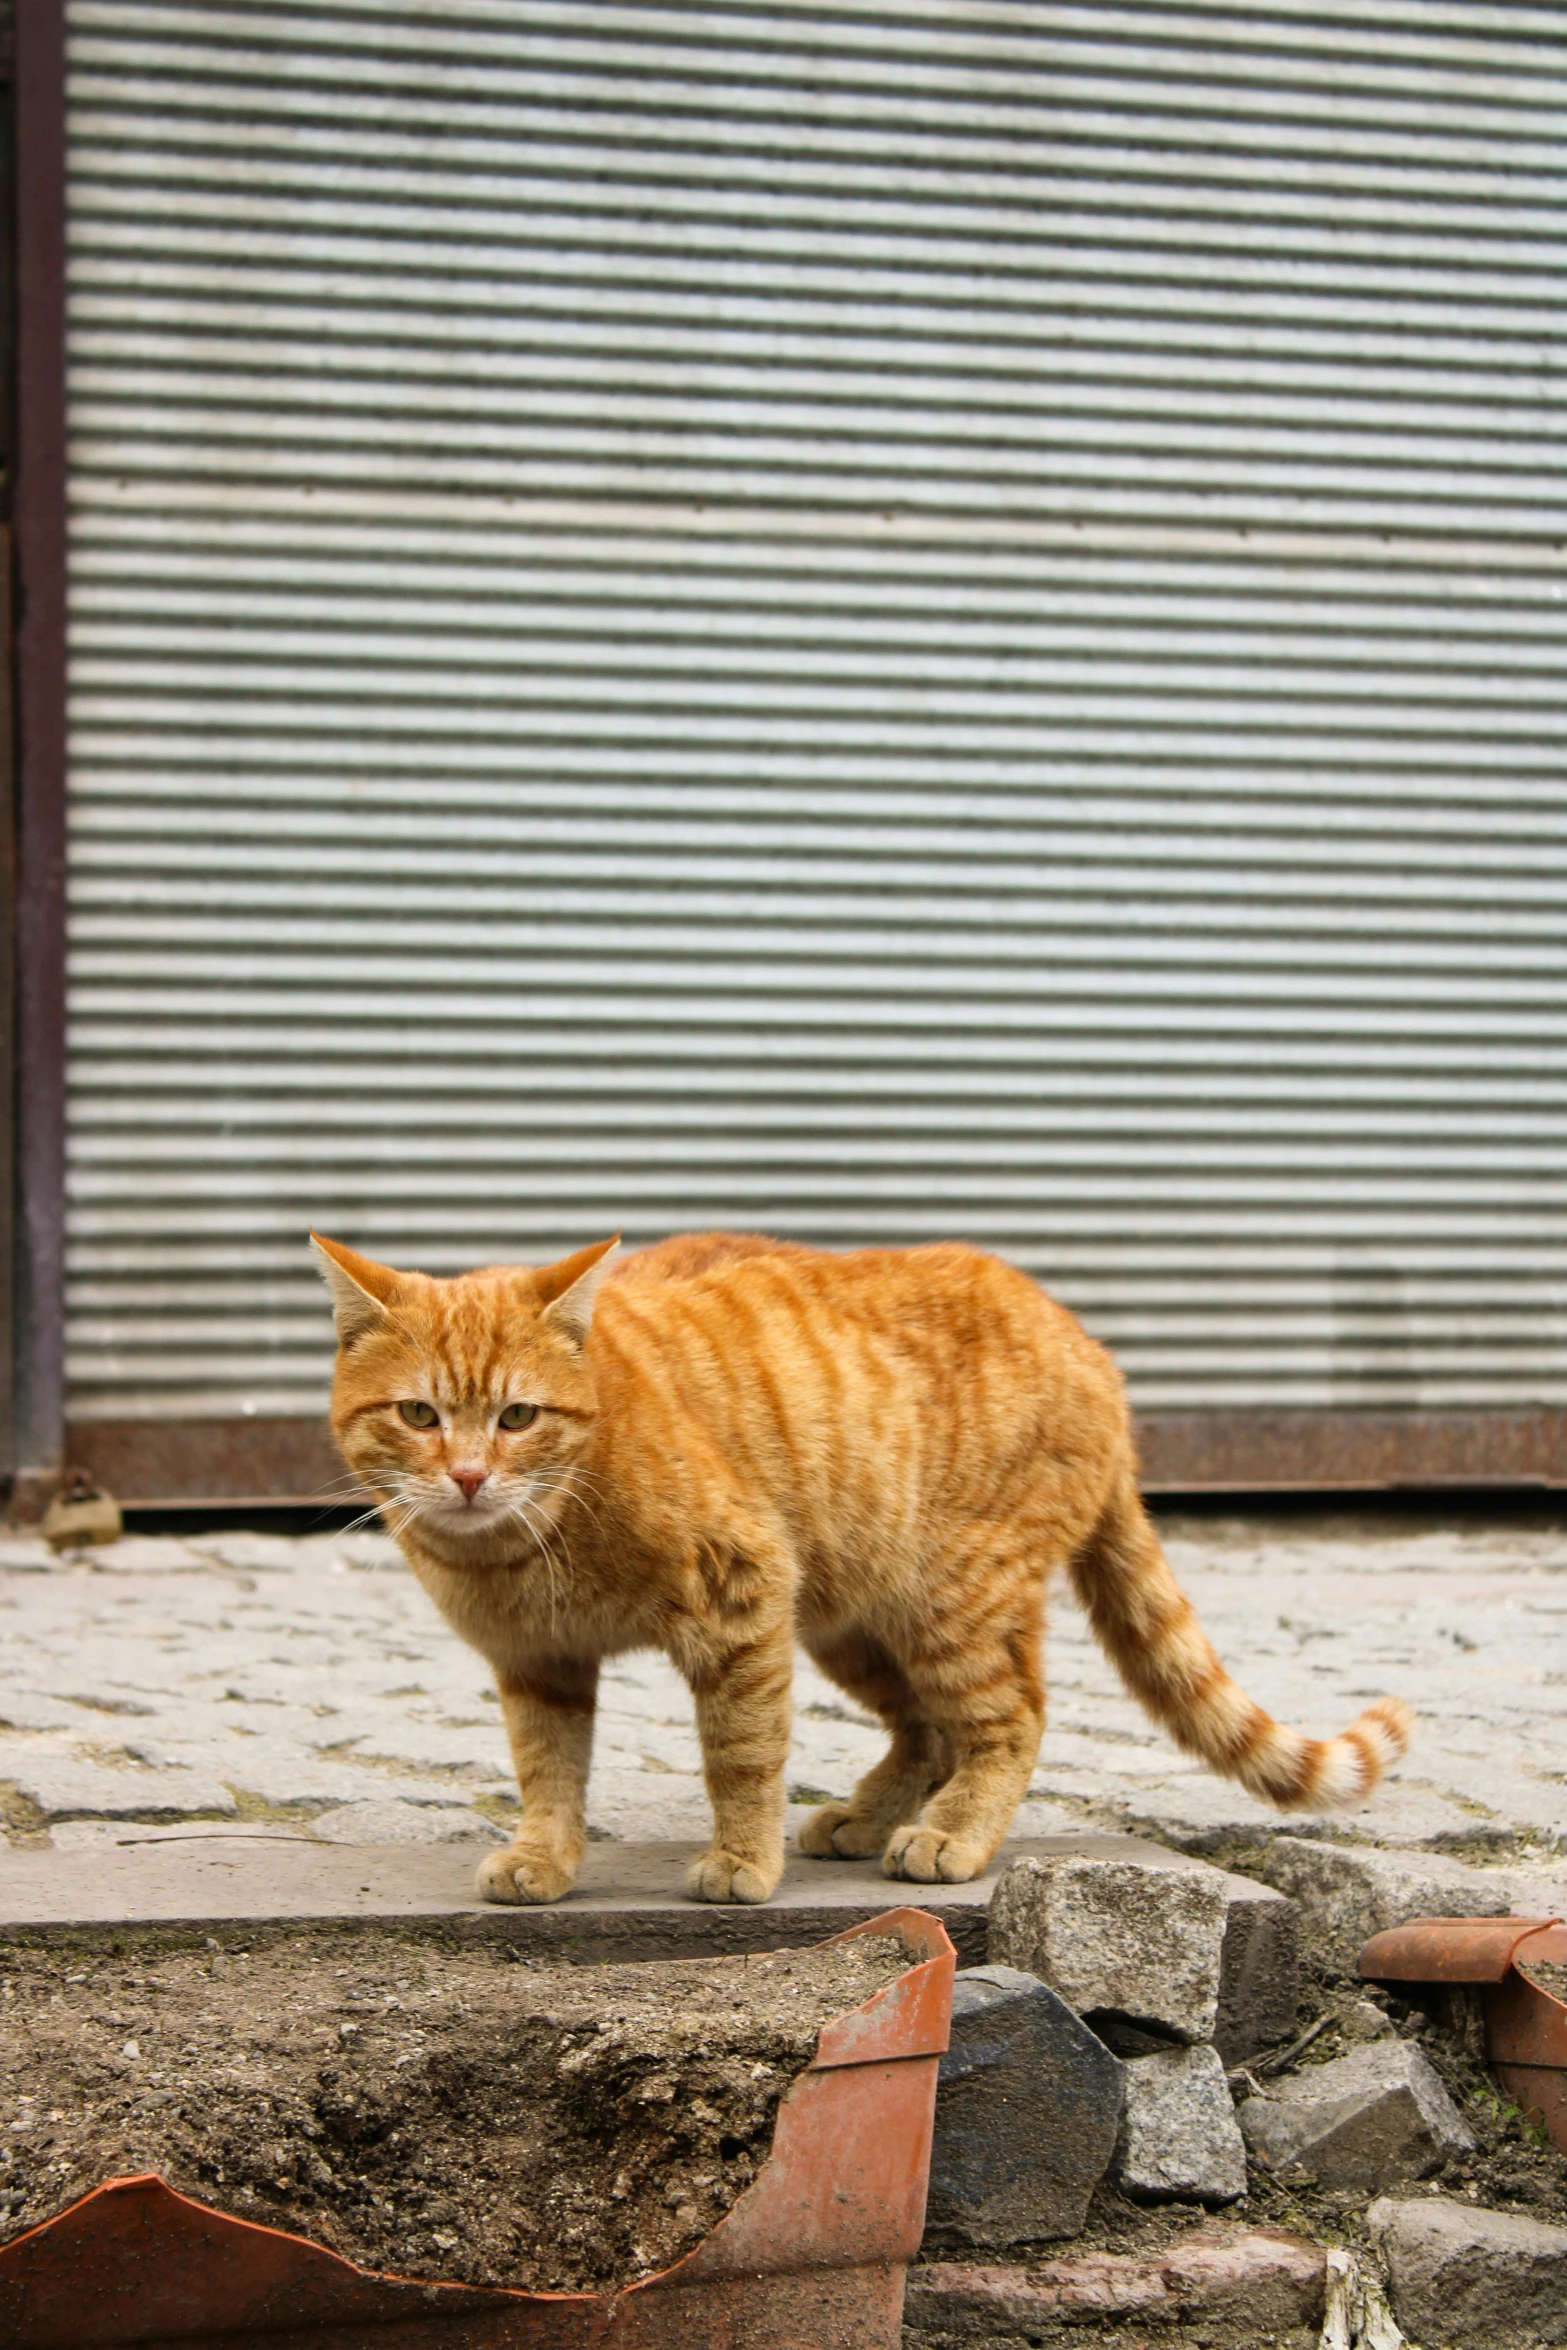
[11,0,68,1510]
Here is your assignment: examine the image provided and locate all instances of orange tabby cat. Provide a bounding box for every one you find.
[313,1229,1412,1907]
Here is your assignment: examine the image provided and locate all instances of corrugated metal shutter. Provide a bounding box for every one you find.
[65,0,1567,1431]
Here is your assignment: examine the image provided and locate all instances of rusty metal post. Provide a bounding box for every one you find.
[11,0,68,1516]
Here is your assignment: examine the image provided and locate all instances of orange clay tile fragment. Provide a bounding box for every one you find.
[1360,1916,1567,2155]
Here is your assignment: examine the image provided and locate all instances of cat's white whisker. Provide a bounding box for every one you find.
[528,1468,609,1542]
[335,1501,388,1539]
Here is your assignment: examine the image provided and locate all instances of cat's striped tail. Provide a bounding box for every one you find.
[1068,1468,1413,1810]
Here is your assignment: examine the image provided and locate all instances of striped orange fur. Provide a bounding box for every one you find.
[312,1229,1414,1907]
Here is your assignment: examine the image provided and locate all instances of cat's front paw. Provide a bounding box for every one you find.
[798,1800,886,1859]
[476,1841,577,1905]
[882,1825,988,1884]
[684,1847,781,1904]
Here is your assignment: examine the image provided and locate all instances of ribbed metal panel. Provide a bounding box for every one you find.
[65,0,1567,1423]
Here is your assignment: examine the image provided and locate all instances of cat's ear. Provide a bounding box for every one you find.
[310,1231,404,1347]
[537,1234,620,1347]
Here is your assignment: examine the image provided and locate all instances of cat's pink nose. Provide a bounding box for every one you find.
[451,1468,489,1503]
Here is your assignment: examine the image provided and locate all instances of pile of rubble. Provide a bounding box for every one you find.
[909,1845,1567,2349]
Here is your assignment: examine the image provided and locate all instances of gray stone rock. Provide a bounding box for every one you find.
[989,1854,1230,2044]
[0,1535,61,1573]
[1256,1838,1516,1971]
[1214,1873,1299,2066]
[1368,2194,1567,2348]
[986,1847,1297,2061]
[69,1535,209,1574]
[925,1965,1124,2247]
[1507,1859,1567,1917]
[1240,2039,1475,2192]
[186,1532,313,1573]
[0,1749,239,1820]
[1113,2044,1248,2205]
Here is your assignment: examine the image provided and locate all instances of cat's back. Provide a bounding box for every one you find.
[601,1233,1119,1413]
[592,1234,1126,1550]
[607,1230,810,1292]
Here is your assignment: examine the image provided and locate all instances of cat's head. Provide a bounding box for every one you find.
[310,1231,618,1547]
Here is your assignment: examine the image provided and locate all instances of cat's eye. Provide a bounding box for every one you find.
[497,1402,539,1432]
[398,1400,440,1430]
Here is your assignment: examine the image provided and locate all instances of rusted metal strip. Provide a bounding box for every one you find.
[1137,1407,1567,1491]
[67,1415,346,1507]
[67,1406,1567,1510]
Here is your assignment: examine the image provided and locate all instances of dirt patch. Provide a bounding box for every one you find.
[1519,1958,1567,2004]
[0,1928,906,2292]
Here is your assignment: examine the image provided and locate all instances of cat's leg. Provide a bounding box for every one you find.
[797,1632,951,1858]
[882,1584,1046,1885]
[677,1619,795,1904]
[476,1656,598,1904]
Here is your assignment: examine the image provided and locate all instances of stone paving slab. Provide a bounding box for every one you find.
[0,1512,1562,1882]
[0,1828,1071,1962]
[0,1831,1287,1988]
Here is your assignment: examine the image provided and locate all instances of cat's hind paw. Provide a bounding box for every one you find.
[882,1825,988,1884]
[798,1800,889,1859]
[476,1842,576,1905]
[684,1847,781,1904]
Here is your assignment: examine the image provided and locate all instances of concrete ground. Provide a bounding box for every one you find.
[0,1509,1562,1877]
